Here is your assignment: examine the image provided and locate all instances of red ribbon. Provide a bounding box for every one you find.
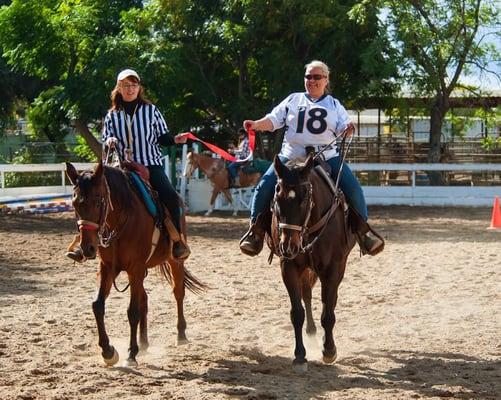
[178,130,256,162]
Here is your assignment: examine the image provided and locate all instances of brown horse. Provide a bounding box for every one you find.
[66,162,205,367]
[183,152,262,216]
[266,155,356,372]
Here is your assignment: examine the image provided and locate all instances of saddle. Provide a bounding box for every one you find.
[123,164,181,244]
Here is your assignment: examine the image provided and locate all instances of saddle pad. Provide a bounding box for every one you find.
[129,172,158,218]
[242,158,272,174]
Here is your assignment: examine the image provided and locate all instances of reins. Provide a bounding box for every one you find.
[273,128,353,258]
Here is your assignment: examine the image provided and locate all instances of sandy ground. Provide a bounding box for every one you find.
[0,206,500,400]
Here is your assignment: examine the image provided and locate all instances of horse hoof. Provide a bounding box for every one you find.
[322,350,337,364]
[292,360,308,373]
[177,337,189,346]
[103,346,119,366]
[123,358,138,368]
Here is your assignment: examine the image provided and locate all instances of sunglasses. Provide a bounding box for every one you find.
[121,83,139,90]
[304,74,326,81]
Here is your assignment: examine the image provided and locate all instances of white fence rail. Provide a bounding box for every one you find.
[2,162,501,207]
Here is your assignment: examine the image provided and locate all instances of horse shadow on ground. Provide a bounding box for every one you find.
[0,213,76,234]
[132,347,500,399]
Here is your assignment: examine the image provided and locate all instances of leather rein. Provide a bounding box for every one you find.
[272,177,341,259]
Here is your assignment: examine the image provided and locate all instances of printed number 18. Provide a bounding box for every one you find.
[296,107,328,134]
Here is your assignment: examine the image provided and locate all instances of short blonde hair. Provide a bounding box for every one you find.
[304,60,330,80]
[304,60,331,94]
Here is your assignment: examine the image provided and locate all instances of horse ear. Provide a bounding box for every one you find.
[66,162,79,185]
[273,155,286,178]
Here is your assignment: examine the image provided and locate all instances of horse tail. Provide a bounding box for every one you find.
[158,262,208,294]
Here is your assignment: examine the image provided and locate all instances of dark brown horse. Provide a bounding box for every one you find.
[183,152,262,216]
[66,162,205,367]
[266,155,356,372]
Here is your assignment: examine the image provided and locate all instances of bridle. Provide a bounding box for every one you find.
[272,179,314,259]
[74,174,124,248]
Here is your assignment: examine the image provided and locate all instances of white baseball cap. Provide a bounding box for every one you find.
[116,69,140,83]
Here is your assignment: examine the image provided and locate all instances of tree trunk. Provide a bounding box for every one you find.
[427,95,449,185]
[73,119,101,157]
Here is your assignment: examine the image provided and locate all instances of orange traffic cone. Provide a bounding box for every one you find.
[488,196,501,229]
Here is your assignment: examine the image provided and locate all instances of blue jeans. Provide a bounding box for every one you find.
[250,155,368,222]
[227,162,239,179]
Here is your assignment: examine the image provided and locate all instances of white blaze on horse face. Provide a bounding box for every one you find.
[287,190,296,199]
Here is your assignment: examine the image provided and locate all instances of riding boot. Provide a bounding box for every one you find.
[164,214,191,260]
[65,234,85,263]
[356,230,385,256]
[349,208,385,256]
[239,222,265,256]
[239,211,269,256]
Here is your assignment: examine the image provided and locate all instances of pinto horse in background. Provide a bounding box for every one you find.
[266,155,356,372]
[66,162,205,367]
[183,152,262,216]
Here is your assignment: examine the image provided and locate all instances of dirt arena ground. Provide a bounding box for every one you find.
[0,206,500,400]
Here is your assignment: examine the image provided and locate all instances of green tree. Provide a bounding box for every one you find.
[352,0,500,176]
[130,0,397,145]
[0,0,143,155]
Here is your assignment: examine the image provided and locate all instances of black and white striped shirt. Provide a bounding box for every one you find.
[102,103,171,166]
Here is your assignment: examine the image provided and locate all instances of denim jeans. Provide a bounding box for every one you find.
[148,166,182,231]
[250,155,368,222]
[227,162,239,179]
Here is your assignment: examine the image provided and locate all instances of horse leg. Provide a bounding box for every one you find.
[301,270,317,336]
[139,287,149,352]
[169,258,188,345]
[320,273,341,364]
[124,270,145,367]
[205,188,219,216]
[92,262,119,366]
[281,262,307,372]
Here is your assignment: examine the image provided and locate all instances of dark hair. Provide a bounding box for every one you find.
[238,128,246,136]
[110,76,151,110]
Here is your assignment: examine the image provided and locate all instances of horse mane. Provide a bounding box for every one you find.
[102,166,134,210]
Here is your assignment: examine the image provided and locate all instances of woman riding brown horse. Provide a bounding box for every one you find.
[184,152,262,216]
[66,161,205,367]
[265,154,357,372]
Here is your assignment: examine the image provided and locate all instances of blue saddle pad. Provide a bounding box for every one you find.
[129,172,158,218]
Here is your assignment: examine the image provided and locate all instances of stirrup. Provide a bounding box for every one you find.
[239,226,264,257]
[358,231,384,256]
[173,241,190,260]
[66,247,86,263]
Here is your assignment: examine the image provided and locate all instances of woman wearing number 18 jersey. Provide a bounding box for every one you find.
[239,60,384,257]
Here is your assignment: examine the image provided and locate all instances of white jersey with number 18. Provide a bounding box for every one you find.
[265,92,350,160]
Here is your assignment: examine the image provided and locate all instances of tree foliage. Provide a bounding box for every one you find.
[352,0,500,169]
[0,0,398,155]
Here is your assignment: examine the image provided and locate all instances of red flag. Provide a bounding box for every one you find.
[178,130,256,162]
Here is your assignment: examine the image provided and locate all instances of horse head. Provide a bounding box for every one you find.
[66,162,109,260]
[272,155,315,259]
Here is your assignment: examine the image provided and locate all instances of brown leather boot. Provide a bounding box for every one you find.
[358,231,384,256]
[239,222,265,256]
[66,246,85,263]
[173,240,190,260]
